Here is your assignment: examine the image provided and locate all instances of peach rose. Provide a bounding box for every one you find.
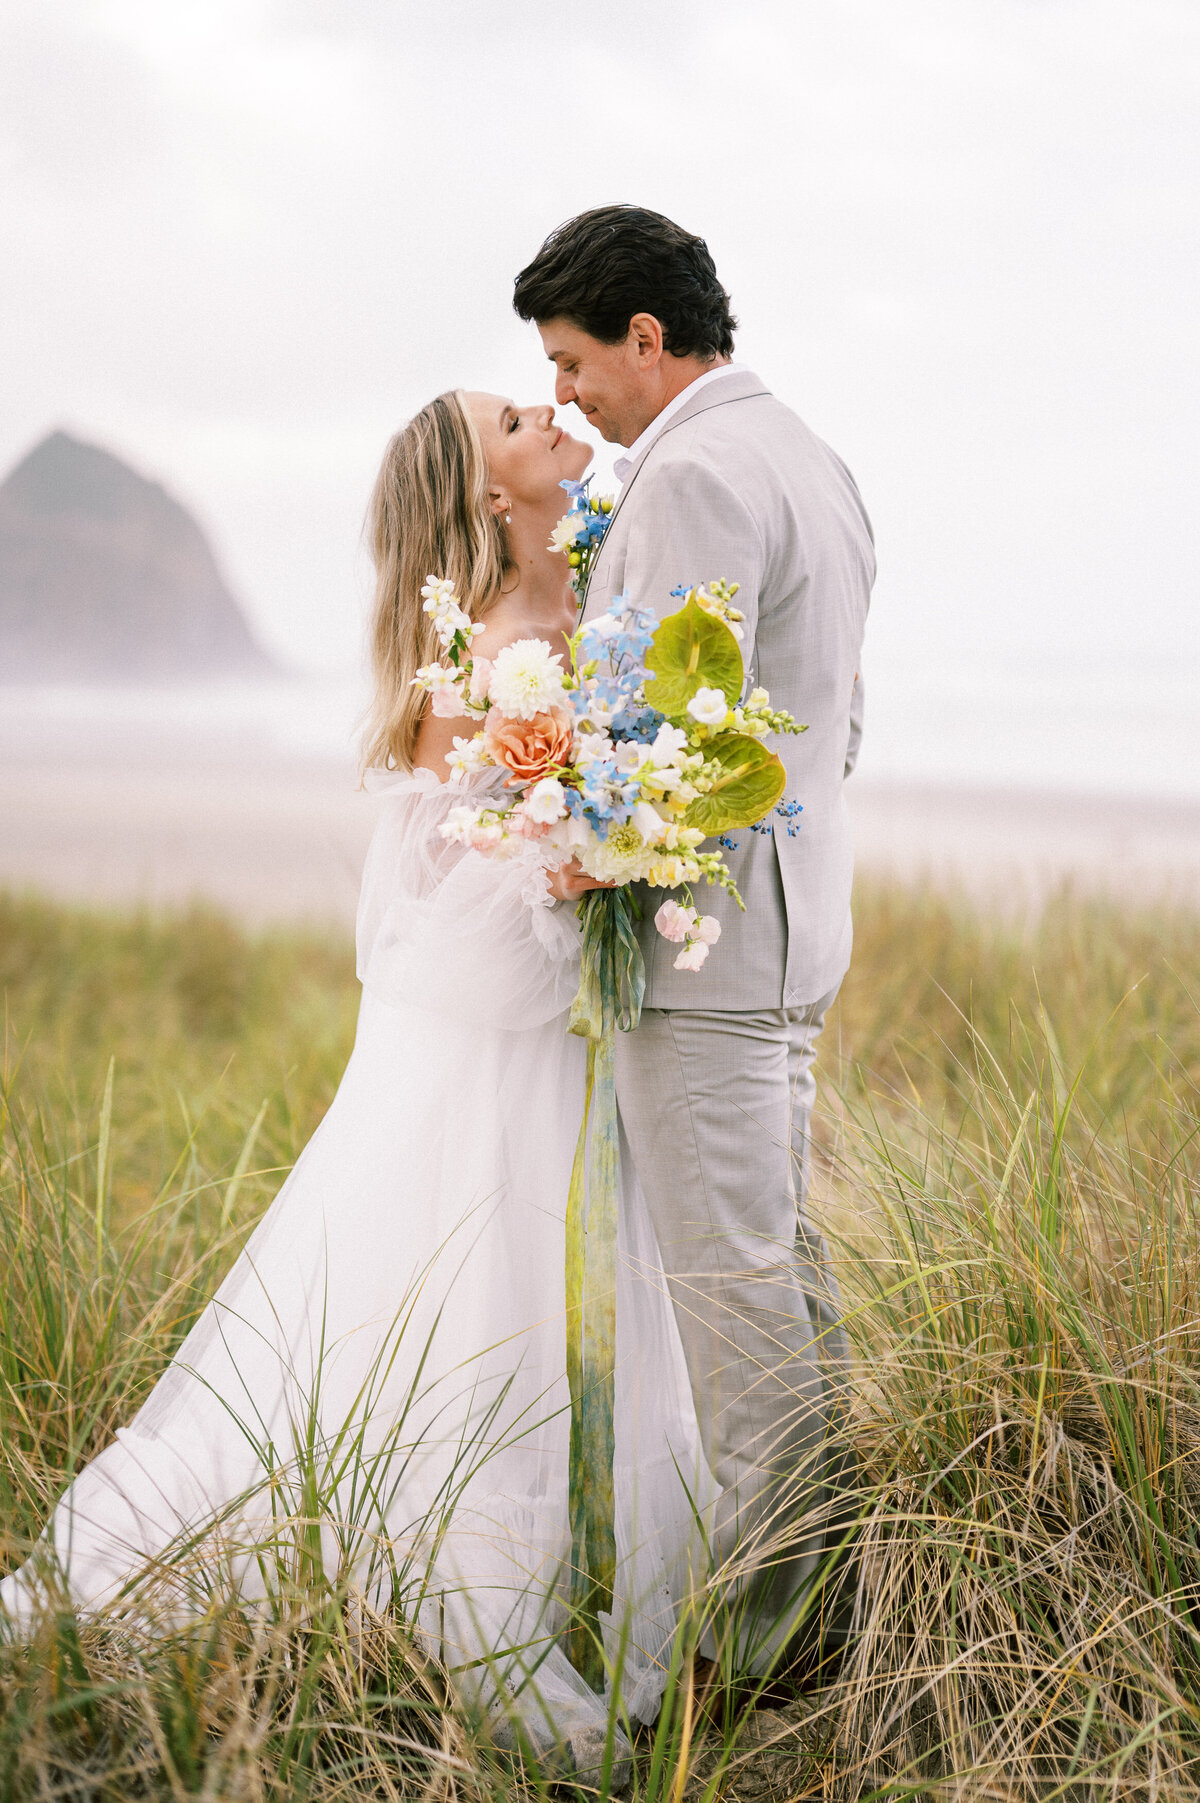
[484,707,574,785]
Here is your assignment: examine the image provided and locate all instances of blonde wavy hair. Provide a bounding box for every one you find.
[361,390,511,774]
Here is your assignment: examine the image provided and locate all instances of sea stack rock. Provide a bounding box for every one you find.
[0,431,275,681]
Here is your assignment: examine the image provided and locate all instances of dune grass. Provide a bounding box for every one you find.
[1,883,1199,1798]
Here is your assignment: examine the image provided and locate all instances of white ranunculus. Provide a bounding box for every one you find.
[488,640,568,720]
[686,687,729,727]
[524,778,569,824]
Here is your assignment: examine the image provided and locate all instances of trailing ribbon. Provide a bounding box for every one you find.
[563,887,644,1690]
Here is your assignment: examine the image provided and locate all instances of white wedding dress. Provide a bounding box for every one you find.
[0,769,717,1767]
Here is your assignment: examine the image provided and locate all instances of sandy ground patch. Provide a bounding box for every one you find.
[2,756,1197,925]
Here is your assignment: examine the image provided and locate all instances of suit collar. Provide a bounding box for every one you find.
[598,368,769,541]
[580,370,770,615]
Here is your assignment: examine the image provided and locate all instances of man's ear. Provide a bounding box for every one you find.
[627,313,664,369]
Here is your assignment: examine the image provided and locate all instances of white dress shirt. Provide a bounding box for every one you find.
[612,362,742,483]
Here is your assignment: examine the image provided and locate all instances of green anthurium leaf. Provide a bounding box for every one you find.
[643,595,744,718]
[683,735,788,834]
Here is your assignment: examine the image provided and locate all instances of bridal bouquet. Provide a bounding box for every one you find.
[413,568,805,1685]
[413,575,805,974]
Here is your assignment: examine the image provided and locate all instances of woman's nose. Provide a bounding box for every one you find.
[538,404,555,431]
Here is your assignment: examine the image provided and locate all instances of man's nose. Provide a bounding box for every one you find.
[555,371,576,407]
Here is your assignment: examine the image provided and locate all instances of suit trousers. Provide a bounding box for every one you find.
[614,992,856,1672]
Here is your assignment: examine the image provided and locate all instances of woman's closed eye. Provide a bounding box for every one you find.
[507,413,520,434]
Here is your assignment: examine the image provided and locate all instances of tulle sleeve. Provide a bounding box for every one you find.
[356,768,581,1031]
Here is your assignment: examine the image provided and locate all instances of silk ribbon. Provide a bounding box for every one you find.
[564,886,644,1688]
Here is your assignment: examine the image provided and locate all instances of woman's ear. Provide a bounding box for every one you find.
[487,488,509,518]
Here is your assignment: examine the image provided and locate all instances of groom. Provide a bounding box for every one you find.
[513,206,874,1674]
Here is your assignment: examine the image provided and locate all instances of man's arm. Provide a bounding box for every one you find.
[844,668,864,778]
[619,455,766,644]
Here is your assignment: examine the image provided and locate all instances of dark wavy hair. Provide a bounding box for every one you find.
[513,205,737,361]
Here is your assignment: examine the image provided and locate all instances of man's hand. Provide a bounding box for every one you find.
[548,860,616,902]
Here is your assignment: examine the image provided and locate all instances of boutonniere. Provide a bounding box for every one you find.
[547,477,615,603]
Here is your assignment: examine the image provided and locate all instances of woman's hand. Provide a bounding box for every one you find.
[547,860,616,902]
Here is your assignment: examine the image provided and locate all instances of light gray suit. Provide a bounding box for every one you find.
[584,369,874,1670]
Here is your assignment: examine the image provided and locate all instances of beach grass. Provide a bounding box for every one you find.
[1,882,1199,1798]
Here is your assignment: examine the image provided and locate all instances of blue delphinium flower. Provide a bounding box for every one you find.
[747,799,804,838]
[621,707,666,744]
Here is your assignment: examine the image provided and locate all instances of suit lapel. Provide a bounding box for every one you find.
[583,370,769,611]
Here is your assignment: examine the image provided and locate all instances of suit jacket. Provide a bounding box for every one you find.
[583,369,875,1009]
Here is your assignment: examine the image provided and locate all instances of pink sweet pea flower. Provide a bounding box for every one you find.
[430,681,469,718]
[674,940,710,972]
[468,657,493,705]
[655,899,696,943]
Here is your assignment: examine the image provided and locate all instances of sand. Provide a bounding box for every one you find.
[2,753,1197,926]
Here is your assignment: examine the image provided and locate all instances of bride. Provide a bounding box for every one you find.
[0,391,717,1782]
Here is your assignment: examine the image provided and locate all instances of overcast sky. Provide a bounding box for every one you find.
[2,0,1197,786]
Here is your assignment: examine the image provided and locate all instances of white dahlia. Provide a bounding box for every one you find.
[487,640,569,720]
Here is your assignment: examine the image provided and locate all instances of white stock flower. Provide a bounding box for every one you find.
[748,687,770,709]
[444,734,489,782]
[614,739,651,776]
[420,575,473,646]
[630,800,666,843]
[420,576,456,608]
[588,611,625,640]
[547,516,579,554]
[440,805,481,845]
[413,661,459,695]
[686,687,730,727]
[649,723,690,768]
[574,729,612,767]
[524,778,569,824]
[487,640,568,720]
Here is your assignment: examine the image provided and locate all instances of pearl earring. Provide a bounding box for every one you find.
[505,510,512,524]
